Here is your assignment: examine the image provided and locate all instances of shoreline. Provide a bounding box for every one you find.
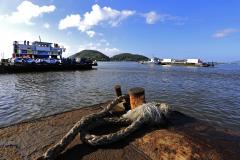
[0,102,240,160]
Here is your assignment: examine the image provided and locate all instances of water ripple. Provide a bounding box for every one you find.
[0,62,240,131]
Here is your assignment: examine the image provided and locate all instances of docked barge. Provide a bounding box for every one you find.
[0,40,97,73]
[140,58,214,67]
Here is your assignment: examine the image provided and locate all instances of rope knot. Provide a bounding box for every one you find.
[122,102,170,125]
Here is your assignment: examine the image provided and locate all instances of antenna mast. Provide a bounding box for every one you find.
[39,36,41,42]
[1,52,4,59]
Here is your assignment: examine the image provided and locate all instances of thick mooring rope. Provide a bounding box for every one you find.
[40,96,170,160]
[81,102,170,146]
[41,95,128,160]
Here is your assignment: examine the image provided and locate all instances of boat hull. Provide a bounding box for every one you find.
[0,64,93,73]
[160,62,214,67]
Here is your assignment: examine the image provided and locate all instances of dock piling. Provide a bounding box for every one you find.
[114,85,122,97]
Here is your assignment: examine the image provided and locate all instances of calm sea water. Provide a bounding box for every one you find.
[0,62,240,131]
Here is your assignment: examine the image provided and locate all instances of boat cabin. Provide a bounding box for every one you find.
[12,40,65,60]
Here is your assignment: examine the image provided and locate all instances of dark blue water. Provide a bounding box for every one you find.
[0,62,240,131]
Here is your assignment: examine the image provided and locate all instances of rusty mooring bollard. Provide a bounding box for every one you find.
[114,85,122,97]
[113,85,131,111]
[128,87,145,109]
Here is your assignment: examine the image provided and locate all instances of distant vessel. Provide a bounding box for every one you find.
[0,40,97,73]
[140,58,214,67]
[160,59,214,67]
[139,57,161,64]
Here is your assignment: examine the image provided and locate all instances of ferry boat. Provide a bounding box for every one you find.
[0,40,97,73]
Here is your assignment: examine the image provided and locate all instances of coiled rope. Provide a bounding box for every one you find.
[40,95,170,160]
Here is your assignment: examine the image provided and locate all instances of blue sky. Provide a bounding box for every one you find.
[0,0,240,62]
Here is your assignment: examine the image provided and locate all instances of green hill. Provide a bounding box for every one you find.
[69,50,149,62]
[69,50,110,61]
[111,53,149,61]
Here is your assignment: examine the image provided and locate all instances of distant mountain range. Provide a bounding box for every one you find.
[69,50,149,62]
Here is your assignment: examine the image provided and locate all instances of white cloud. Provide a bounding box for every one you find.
[143,11,186,25]
[44,23,50,29]
[79,4,135,31]
[59,14,81,30]
[143,11,159,24]
[104,47,119,56]
[58,4,135,34]
[212,28,239,38]
[2,1,55,25]
[86,30,96,38]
